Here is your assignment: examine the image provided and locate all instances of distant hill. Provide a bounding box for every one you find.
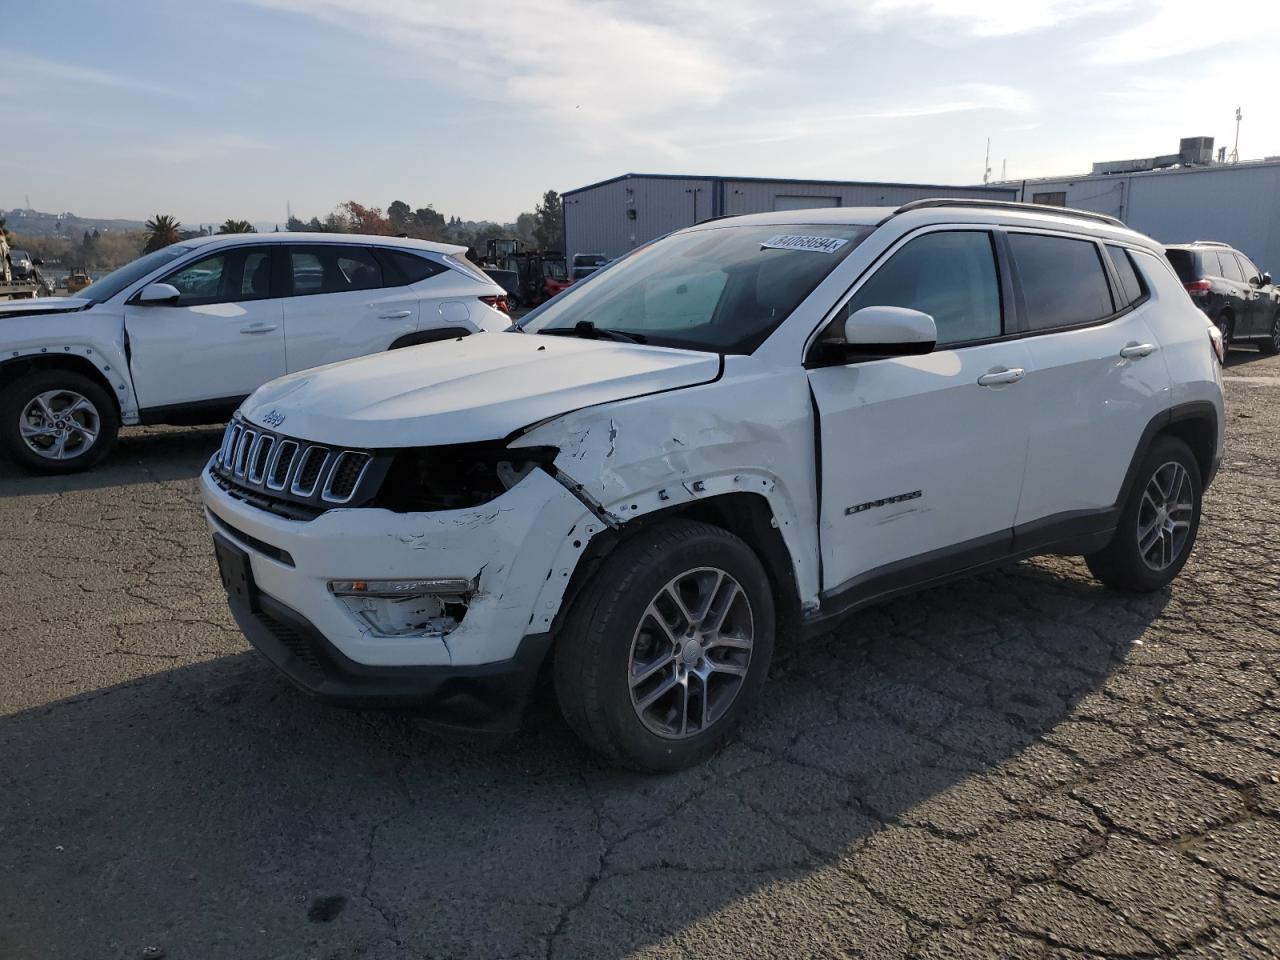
[1,208,147,238]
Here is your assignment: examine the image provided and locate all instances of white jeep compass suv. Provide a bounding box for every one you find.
[201,200,1224,771]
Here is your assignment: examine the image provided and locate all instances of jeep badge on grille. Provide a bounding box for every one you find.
[261,410,286,428]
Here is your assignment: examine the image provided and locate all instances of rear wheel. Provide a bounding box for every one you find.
[1258,310,1280,355]
[554,520,774,772]
[1215,312,1234,352]
[0,369,119,474]
[1086,435,1201,592]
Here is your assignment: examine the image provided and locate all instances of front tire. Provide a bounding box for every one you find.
[0,369,119,474]
[1086,435,1202,592]
[554,520,775,772]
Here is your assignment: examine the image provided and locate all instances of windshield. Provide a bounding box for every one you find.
[76,245,195,303]
[520,223,871,353]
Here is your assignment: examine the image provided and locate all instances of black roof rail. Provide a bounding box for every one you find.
[893,198,1126,228]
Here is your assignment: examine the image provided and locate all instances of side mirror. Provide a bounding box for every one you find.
[135,282,181,305]
[833,305,937,357]
[31,257,43,266]
[1262,272,1273,285]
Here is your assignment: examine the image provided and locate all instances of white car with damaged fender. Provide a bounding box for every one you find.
[201,199,1224,771]
[0,233,509,473]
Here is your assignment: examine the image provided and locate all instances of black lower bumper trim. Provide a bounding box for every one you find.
[226,590,552,734]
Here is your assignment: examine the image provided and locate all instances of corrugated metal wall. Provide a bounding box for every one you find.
[564,175,1016,261]
[1015,163,1280,275]
[721,180,1009,217]
[565,177,715,261]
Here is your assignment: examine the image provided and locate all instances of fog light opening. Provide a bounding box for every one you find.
[328,579,474,637]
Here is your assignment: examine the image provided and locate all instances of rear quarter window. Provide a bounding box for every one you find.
[1106,245,1147,307]
[376,249,448,286]
[1009,233,1115,330]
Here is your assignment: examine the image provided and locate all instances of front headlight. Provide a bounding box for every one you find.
[374,441,558,512]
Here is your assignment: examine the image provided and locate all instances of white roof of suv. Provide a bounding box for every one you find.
[697,199,1160,253]
[175,232,469,256]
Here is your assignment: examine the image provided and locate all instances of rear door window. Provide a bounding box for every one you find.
[1009,233,1115,331]
[288,245,382,296]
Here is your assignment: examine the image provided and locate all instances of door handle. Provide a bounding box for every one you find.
[977,367,1025,387]
[378,310,413,319]
[1119,342,1156,359]
[240,323,278,334]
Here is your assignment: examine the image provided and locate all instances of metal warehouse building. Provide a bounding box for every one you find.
[562,174,1016,260]
[1000,138,1280,275]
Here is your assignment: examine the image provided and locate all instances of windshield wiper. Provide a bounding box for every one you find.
[540,321,647,344]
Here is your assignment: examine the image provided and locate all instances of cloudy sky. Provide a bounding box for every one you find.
[0,0,1273,225]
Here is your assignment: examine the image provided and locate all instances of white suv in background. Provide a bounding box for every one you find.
[201,200,1224,771]
[0,233,510,473]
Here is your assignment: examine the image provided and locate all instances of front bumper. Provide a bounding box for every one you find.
[200,460,599,724]
[227,585,552,731]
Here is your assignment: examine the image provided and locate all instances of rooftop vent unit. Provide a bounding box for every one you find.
[1091,136,1215,175]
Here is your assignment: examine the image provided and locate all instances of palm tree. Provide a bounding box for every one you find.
[217,219,257,235]
[143,215,182,253]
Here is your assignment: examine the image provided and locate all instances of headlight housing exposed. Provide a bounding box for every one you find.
[373,441,558,512]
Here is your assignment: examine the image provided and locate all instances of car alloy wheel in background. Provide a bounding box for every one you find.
[19,389,101,461]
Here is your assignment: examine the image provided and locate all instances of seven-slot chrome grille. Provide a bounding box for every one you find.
[212,417,384,515]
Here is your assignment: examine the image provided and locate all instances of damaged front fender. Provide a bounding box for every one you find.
[513,357,822,611]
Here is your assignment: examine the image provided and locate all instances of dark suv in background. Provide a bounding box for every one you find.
[1165,241,1280,354]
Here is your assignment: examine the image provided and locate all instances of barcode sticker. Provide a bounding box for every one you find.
[760,234,848,254]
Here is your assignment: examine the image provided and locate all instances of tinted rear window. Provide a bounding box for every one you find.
[378,249,448,285]
[290,245,382,295]
[1164,249,1197,283]
[1106,245,1146,306]
[1010,233,1115,330]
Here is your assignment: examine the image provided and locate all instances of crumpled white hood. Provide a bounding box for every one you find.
[239,331,720,448]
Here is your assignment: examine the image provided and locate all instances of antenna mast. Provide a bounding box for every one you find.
[1231,107,1242,162]
[983,138,991,184]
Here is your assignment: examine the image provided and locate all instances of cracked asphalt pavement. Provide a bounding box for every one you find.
[2,351,1278,960]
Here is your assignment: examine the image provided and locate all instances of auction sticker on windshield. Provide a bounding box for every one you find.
[760,235,849,254]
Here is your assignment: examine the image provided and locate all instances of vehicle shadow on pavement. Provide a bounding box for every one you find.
[1224,349,1276,370]
[0,558,1166,960]
[0,425,222,493]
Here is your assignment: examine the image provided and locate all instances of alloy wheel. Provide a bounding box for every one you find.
[19,389,101,461]
[1136,461,1194,572]
[627,566,754,739]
